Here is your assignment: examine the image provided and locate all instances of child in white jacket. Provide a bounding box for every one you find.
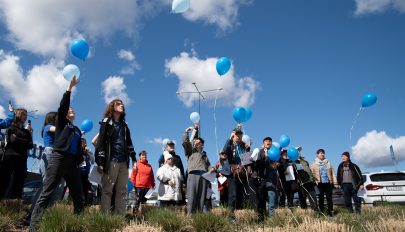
[157,151,183,206]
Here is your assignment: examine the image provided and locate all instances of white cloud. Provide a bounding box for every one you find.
[147,137,164,145]
[183,0,252,32]
[118,49,135,61]
[0,50,68,114]
[165,51,260,108]
[0,0,148,58]
[101,76,131,105]
[0,105,6,119]
[354,0,405,15]
[117,49,141,75]
[352,130,405,167]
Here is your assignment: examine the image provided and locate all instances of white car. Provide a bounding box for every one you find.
[361,171,405,205]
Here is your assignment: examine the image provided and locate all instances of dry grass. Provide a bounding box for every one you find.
[121,220,163,232]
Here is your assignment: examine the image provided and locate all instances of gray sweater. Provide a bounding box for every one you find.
[182,131,210,173]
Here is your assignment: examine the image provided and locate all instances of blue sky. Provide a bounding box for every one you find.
[0,0,405,178]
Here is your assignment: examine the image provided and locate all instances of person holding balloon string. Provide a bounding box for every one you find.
[222,127,251,221]
[30,76,85,231]
[277,149,297,208]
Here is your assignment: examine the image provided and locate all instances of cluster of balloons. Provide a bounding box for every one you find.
[80,119,93,133]
[266,134,300,161]
[232,106,252,123]
[172,0,190,13]
[361,92,377,108]
[189,112,200,124]
[216,57,231,76]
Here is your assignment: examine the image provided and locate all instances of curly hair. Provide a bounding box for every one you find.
[13,108,27,127]
[103,99,125,121]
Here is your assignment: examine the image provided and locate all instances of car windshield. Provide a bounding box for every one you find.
[370,173,405,182]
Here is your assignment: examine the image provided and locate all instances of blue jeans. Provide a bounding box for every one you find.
[342,183,361,214]
[267,190,279,216]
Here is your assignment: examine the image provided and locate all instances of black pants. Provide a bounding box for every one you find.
[227,175,245,212]
[80,173,92,205]
[160,200,178,207]
[29,152,84,232]
[317,183,333,215]
[279,181,294,207]
[256,180,268,220]
[0,155,27,199]
[298,182,318,211]
[134,187,149,211]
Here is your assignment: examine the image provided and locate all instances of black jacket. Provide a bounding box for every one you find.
[222,139,248,165]
[337,161,364,189]
[5,124,33,157]
[95,117,136,173]
[53,91,83,161]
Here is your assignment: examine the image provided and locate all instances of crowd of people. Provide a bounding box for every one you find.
[0,77,365,230]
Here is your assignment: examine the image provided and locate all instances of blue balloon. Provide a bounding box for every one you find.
[272,142,280,149]
[232,106,247,123]
[268,146,281,161]
[361,93,377,108]
[216,57,231,76]
[70,39,89,61]
[279,134,290,148]
[244,108,252,122]
[287,147,299,161]
[80,119,93,133]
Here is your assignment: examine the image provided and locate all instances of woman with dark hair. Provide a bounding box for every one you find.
[96,98,136,215]
[30,77,84,231]
[23,112,64,225]
[0,108,33,199]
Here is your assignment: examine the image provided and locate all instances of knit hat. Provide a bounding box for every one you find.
[163,151,173,162]
[341,151,350,159]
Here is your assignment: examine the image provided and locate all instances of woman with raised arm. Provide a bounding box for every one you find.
[29,76,84,232]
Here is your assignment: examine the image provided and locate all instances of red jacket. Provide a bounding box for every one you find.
[131,160,155,188]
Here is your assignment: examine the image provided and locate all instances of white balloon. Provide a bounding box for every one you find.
[172,0,190,13]
[242,134,250,146]
[272,142,280,149]
[63,64,80,80]
[189,112,200,123]
[162,138,170,147]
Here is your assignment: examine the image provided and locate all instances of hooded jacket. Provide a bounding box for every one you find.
[95,117,136,173]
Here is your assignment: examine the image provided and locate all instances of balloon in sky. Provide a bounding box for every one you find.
[70,39,89,61]
[172,0,190,13]
[268,146,281,161]
[190,112,200,123]
[361,93,377,108]
[80,119,93,133]
[287,147,299,161]
[62,64,80,80]
[242,134,250,146]
[162,138,170,147]
[232,106,247,123]
[279,134,290,148]
[216,57,231,76]
[244,108,252,122]
[272,142,280,149]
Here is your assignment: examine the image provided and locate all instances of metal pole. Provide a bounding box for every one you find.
[176,83,223,138]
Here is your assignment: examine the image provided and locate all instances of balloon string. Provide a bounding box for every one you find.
[214,90,219,159]
[349,107,363,142]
